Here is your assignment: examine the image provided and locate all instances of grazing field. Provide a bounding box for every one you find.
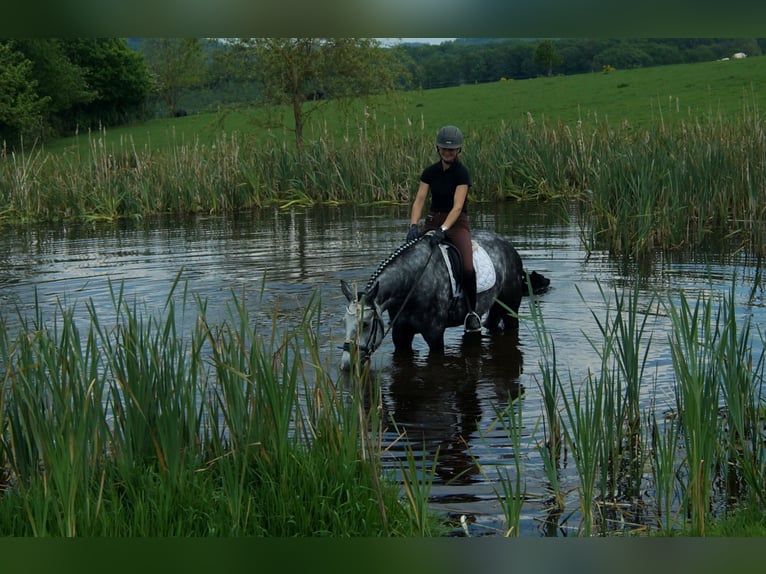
[44,55,766,154]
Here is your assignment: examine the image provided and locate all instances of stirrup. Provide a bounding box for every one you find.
[464,311,482,333]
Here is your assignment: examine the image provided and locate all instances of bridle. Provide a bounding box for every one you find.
[341,297,386,359]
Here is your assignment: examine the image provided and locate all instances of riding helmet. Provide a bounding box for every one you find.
[435,125,463,149]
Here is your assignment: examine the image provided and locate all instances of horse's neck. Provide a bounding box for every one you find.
[367,250,428,311]
[373,278,399,311]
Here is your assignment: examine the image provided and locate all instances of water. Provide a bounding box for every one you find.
[1,202,763,536]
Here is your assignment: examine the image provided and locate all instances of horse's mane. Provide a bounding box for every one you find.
[364,236,426,292]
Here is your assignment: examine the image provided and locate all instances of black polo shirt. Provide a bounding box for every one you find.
[420,160,472,213]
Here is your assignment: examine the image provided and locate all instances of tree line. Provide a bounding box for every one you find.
[399,38,766,88]
[1,37,763,150]
[0,39,151,146]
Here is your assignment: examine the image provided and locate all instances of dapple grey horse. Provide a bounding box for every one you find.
[340,230,548,370]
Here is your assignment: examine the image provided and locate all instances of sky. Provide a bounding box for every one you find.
[379,38,457,46]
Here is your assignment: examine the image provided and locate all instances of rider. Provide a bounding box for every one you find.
[406,125,482,333]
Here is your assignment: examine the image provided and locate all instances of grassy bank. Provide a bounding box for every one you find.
[0,282,443,536]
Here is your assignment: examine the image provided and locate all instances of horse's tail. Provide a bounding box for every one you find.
[522,269,550,295]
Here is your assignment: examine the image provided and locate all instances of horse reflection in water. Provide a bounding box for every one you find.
[382,331,525,485]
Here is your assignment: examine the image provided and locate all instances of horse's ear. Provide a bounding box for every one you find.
[340,279,354,302]
[365,281,380,302]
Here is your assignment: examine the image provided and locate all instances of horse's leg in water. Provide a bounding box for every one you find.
[420,325,446,354]
[391,323,416,352]
[484,299,506,332]
[488,287,521,331]
[485,301,518,331]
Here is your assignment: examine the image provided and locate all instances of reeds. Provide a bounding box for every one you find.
[0,281,434,536]
[487,397,527,537]
[516,277,766,536]
[663,277,766,536]
[2,108,766,256]
[2,272,764,536]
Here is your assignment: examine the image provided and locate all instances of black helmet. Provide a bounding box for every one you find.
[436,125,463,149]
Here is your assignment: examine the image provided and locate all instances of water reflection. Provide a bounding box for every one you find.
[382,331,524,485]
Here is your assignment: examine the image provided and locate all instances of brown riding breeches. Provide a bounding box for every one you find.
[424,211,474,274]
[424,211,477,312]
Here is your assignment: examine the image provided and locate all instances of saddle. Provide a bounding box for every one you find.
[438,240,551,298]
[438,240,496,297]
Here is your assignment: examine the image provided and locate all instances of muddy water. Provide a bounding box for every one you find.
[1,202,763,536]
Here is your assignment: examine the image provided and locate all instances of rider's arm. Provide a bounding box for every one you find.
[410,182,429,225]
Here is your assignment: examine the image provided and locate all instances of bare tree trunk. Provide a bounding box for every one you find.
[292,94,304,155]
[290,59,304,156]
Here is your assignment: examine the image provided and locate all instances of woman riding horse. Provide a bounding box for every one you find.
[407,125,481,333]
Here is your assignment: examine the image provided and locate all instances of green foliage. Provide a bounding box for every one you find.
[4,55,766,256]
[61,38,151,127]
[592,42,653,70]
[11,38,93,120]
[140,38,206,117]
[533,40,563,76]
[518,279,766,536]
[399,38,763,87]
[0,284,430,536]
[0,42,48,144]
[0,38,150,145]
[706,505,766,537]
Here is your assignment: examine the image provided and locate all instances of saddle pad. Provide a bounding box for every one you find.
[439,241,496,295]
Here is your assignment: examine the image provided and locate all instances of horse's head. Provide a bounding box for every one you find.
[340,279,384,371]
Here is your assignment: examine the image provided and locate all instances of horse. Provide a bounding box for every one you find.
[340,229,548,371]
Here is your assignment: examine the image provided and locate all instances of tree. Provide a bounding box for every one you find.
[61,38,152,128]
[534,40,563,77]
[143,38,207,116]
[7,38,149,137]
[11,38,93,136]
[235,38,409,153]
[0,41,49,146]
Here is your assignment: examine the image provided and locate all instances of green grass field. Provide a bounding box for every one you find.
[45,55,766,157]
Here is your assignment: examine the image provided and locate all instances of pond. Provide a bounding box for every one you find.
[1,201,763,536]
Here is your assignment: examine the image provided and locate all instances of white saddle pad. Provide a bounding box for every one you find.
[439,241,496,296]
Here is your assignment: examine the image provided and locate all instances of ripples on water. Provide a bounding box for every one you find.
[1,202,763,536]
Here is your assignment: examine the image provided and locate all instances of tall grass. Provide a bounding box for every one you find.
[0,281,435,536]
[483,398,526,537]
[525,287,565,521]
[663,278,766,536]
[516,277,766,536]
[665,290,726,536]
[585,281,652,510]
[2,273,765,537]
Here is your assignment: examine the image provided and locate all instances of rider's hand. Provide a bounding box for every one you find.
[406,224,420,242]
[430,227,446,246]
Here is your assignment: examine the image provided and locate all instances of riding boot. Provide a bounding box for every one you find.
[463,270,481,333]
